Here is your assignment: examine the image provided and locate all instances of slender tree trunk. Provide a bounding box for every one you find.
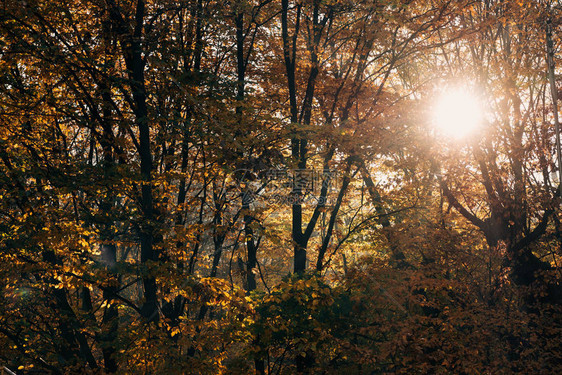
[316,161,352,271]
[107,0,160,321]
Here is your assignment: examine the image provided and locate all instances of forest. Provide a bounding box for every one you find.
[1,0,562,373]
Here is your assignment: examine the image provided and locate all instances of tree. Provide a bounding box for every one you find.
[425,0,562,306]
[2,0,562,373]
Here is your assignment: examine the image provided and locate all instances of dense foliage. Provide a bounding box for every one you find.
[1,0,562,373]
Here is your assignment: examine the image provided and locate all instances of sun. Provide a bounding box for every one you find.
[432,87,484,139]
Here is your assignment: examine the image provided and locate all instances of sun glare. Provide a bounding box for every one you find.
[432,87,484,139]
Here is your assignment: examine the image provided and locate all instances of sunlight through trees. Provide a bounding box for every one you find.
[1,0,562,373]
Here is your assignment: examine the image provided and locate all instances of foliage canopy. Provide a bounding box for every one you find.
[1,0,562,373]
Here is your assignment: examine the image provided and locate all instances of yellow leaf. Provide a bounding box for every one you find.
[171,327,181,337]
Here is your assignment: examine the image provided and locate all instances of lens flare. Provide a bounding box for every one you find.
[433,87,483,139]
